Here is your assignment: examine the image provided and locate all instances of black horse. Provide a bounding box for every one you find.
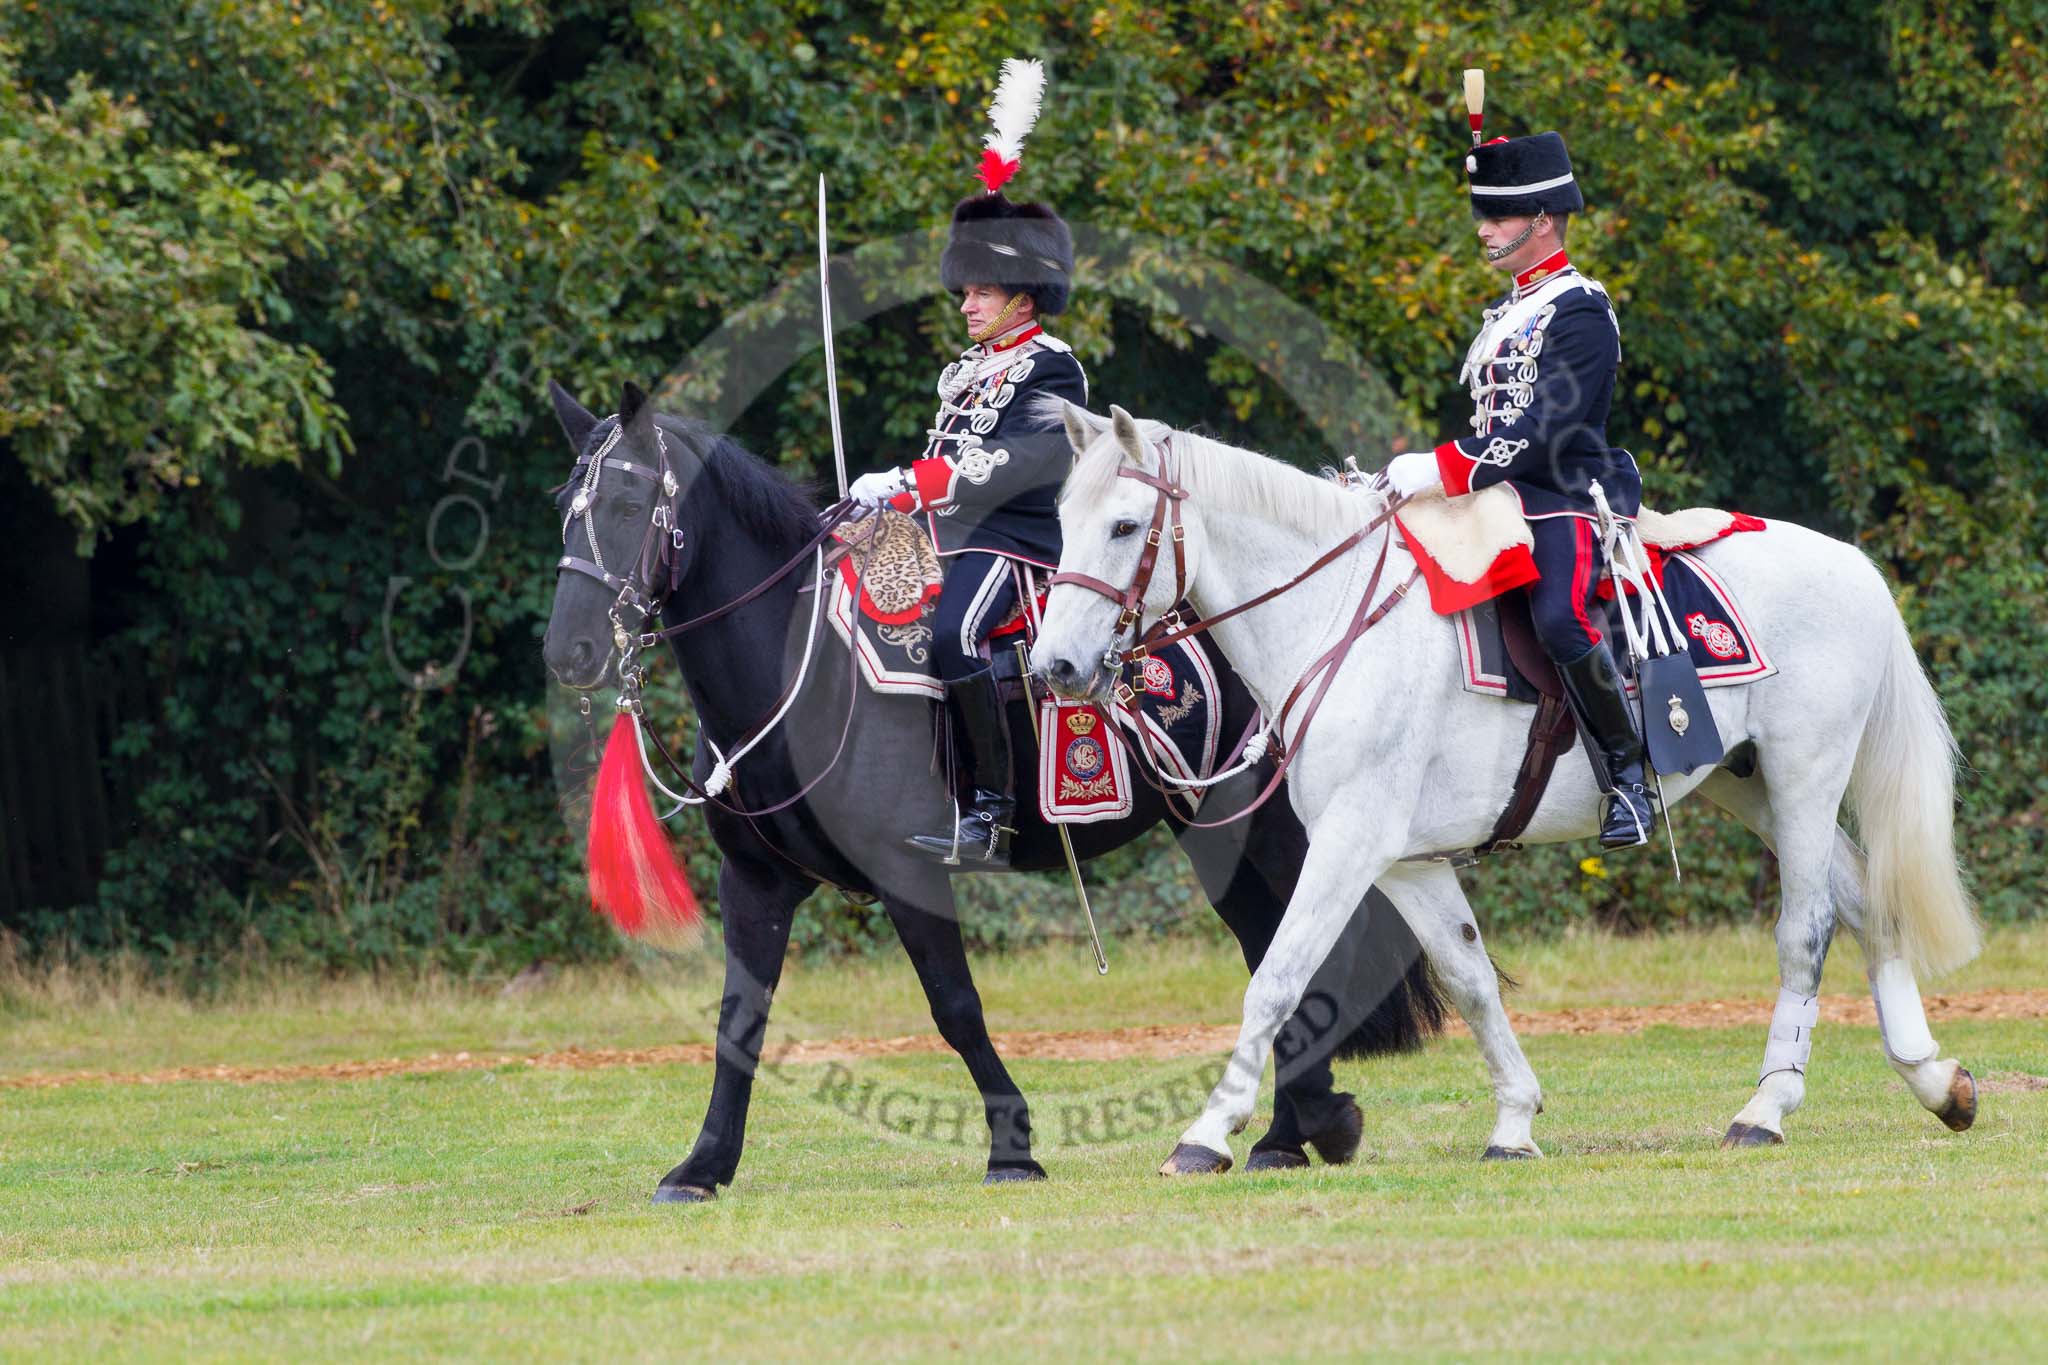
[540,382,1444,1201]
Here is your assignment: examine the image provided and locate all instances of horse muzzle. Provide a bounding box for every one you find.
[544,634,613,692]
[1034,648,1110,703]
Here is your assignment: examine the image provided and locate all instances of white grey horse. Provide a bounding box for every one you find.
[1032,403,1980,1172]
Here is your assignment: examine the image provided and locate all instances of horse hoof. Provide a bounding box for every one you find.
[651,1182,717,1204]
[1720,1121,1784,1149]
[1305,1094,1365,1166]
[1937,1066,1978,1133]
[1481,1144,1538,1161]
[983,1162,1049,1185]
[1159,1142,1233,1176]
[1244,1147,1310,1172]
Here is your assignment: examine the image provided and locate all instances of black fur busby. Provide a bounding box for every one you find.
[1465,131,1584,219]
[938,58,1074,316]
[940,193,1074,315]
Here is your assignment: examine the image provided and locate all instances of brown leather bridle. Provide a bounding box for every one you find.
[1049,434,1415,682]
[1046,432,1422,824]
[1046,434,1194,681]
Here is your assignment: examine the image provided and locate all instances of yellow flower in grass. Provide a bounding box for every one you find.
[1579,855,1608,880]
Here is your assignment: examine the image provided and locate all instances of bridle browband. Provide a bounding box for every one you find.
[1046,432,1422,825]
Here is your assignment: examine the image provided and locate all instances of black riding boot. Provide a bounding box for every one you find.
[906,664,1016,867]
[1557,642,1655,849]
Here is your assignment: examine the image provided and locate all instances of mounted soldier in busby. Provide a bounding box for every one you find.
[847,58,1087,867]
[1383,71,1654,848]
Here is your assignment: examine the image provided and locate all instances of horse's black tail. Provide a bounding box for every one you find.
[1328,888,1449,1060]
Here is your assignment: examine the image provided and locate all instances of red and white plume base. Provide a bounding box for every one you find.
[587,711,701,949]
[975,57,1045,193]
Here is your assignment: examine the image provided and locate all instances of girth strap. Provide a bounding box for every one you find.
[1474,692,1578,856]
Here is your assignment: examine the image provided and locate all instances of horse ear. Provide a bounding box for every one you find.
[1109,404,1145,466]
[549,379,597,453]
[619,382,662,449]
[1060,400,1103,455]
[619,381,649,426]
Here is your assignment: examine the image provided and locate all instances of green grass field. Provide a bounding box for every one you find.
[4,928,2045,1360]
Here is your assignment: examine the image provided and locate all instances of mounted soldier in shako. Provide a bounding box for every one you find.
[1385,71,1654,848]
[847,59,1087,867]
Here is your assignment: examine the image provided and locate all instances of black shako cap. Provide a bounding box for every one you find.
[1466,131,1585,219]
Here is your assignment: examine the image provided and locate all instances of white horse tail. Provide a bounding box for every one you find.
[1850,610,1980,977]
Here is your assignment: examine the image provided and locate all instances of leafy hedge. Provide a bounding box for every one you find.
[2,0,2042,970]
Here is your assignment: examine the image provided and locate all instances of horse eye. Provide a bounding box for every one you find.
[1112,518,1140,539]
[620,503,643,519]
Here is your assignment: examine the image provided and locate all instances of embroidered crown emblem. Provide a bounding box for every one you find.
[1065,710,1098,736]
[1687,612,1743,661]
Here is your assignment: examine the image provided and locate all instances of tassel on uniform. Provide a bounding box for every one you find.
[587,711,701,948]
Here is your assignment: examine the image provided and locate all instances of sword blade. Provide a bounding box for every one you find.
[1654,770,1682,881]
[817,173,849,500]
[1067,833,1108,975]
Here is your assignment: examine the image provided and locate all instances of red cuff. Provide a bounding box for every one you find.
[909,456,954,511]
[886,491,916,513]
[1434,440,1475,498]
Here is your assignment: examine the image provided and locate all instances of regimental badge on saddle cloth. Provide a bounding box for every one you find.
[1036,636,1222,825]
[1037,699,1132,822]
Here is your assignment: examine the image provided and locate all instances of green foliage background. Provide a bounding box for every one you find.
[2,0,2042,971]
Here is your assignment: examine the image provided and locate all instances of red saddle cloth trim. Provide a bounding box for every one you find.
[1397,513,1540,616]
[989,590,1047,640]
[832,554,1047,636]
[1404,511,1767,616]
[1596,513,1767,601]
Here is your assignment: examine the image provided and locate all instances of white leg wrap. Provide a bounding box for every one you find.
[1760,988,1819,1083]
[1869,959,1938,1065]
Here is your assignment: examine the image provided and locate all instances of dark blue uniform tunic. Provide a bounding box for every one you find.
[1432,250,1639,661]
[896,325,1088,680]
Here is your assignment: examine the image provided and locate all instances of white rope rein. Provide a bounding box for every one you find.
[635,544,830,817]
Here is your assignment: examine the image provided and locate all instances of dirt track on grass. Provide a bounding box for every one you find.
[5,988,2046,1094]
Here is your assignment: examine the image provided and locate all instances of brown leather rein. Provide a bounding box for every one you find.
[1046,434,1422,826]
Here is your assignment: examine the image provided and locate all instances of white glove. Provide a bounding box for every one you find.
[1385,451,1443,499]
[849,468,907,509]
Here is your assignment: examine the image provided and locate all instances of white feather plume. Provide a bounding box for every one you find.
[982,58,1045,167]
